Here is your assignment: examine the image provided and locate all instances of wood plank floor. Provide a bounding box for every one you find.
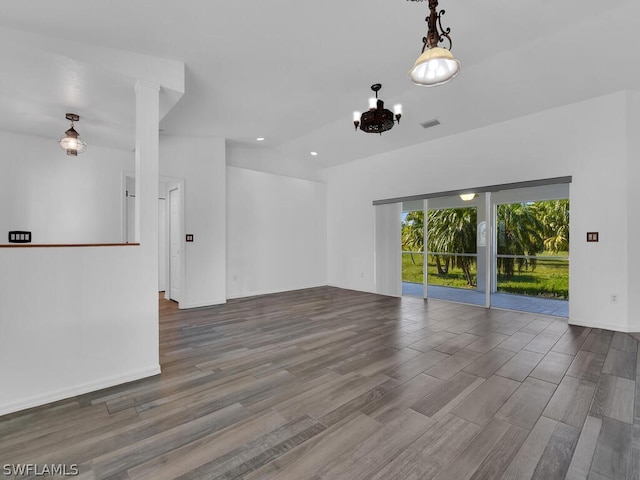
[1,286,638,479]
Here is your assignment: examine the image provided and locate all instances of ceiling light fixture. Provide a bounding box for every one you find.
[408,0,460,87]
[353,84,401,135]
[460,193,476,201]
[310,151,318,156]
[59,113,87,156]
[256,137,265,141]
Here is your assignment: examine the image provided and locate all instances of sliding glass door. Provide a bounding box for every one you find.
[424,195,485,305]
[397,182,569,316]
[490,195,569,316]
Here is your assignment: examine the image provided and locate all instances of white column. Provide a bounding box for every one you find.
[134,79,160,304]
[135,80,160,245]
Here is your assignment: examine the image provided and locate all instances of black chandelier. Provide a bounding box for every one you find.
[352,84,402,135]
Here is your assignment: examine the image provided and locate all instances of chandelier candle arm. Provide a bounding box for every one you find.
[394,104,402,124]
[353,111,361,131]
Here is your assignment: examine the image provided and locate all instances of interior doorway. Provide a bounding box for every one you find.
[158,197,167,292]
[168,186,181,302]
[122,173,184,305]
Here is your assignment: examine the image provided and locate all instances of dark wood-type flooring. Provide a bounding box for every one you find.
[1,287,638,479]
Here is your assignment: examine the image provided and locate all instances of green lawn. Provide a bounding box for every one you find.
[402,253,425,284]
[402,252,569,299]
[496,256,569,299]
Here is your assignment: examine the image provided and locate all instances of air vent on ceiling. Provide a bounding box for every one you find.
[420,119,441,129]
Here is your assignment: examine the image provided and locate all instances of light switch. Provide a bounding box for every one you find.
[8,231,31,243]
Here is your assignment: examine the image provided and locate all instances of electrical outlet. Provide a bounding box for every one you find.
[611,294,618,304]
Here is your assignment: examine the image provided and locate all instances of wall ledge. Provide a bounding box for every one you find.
[0,243,140,248]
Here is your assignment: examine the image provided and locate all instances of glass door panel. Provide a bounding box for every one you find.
[401,208,424,297]
[426,195,485,306]
[491,197,569,316]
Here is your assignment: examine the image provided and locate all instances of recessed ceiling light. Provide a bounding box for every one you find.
[256,137,265,141]
[310,151,318,156]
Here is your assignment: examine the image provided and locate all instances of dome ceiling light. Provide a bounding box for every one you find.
[59,113,87,156]
[408,0,461,87]
[352,84,402,135]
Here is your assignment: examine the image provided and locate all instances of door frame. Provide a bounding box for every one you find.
[122,171,185,303]
[166,182,185,303]
[489,184,570,309]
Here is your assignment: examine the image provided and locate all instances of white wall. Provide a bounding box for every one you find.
[0,132,227,415]
[326,92,633,331]
[0,126,160,416]
[0,131,133,244]
[375,203,402,297]
[627,91,640,330]
[0,246,160,416]
[227,144,325,182]
[226,166,327,298]
[160,135,226,307]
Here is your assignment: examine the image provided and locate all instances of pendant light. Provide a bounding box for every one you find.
[352,84,402,135]
[408,0,460,87]
[59,113,87,156]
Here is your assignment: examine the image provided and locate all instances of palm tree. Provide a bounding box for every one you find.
[535,199,569,253]
[401,210,424,265]
[403,200,568,287]
[496,203,544,279]
[427,208,477,285]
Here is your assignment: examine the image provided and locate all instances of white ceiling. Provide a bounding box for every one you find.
[1,1,639,172]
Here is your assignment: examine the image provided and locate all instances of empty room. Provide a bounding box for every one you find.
[1,1,639,479]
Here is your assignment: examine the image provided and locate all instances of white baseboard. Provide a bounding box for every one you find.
[326,283,376,295]
[569,319,631,332]
[179,298,227,309]
[0,364,161,417]
[226,284,325,300]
